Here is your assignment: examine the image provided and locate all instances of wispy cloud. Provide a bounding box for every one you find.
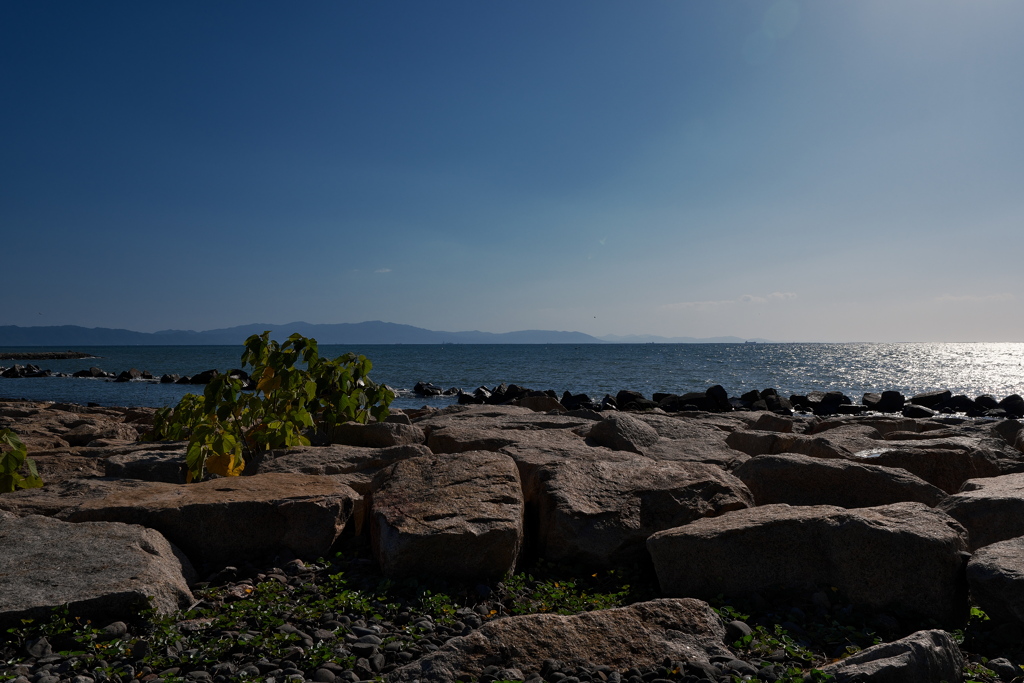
[662,292,797,311]
[374,268,392,274]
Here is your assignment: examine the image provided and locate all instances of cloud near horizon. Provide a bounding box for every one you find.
[662,292,798,311]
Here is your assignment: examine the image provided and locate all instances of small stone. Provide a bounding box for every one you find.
[724,620,751,642]
[986,658,1020,680]
[100,622,128,640]
[25,637,52,659]
[313,669,336,683]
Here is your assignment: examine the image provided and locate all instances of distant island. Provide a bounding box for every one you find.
[0,322,772,346]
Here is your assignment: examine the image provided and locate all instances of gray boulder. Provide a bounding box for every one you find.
[524,454,753,566]
[66,473,358,570]
[371,451,523,580]
[733,453,946,508]
[939,473,1024,550]
[0,477,162,518]
[635,413,751,469]
[854,440,1006,494]
[967,537,1024,625]
[0,514,194,626]
[259,443,431,494]
[818,629,963,683]
[515,395,566,412]
[586,413,660,453]
[105,447,187,483]
[328,421,426,448]
[386,598,730,683]
[725,430,852,460]
[647,502,970,627]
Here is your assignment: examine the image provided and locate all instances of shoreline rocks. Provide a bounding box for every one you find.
[3,397,1024,681]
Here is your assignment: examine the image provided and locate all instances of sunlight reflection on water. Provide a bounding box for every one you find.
[0,342,1021,408]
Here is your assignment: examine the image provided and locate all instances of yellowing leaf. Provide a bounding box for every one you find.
[257,367,282,394]
[205,450,245,477]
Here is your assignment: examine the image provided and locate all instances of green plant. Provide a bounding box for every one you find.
[145,332,394,482]
[0,429,42,493]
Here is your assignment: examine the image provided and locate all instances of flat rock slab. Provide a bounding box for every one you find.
[105,446,188,483]
[647,502,969,627]
[818,629,963,683]
[632,413,750,468]
[967,537,1024,625]
[418,405,597,454]
[848,437,1014,494]
[0,514,194,627]
[386,598,729,683]
[328,421,426,448]
[525,455,753,566]
[939,472,1024,550]
[0,477,163,518]
[733,453,946,508]
[725,430,852,460]
[259,443,431,494]
[65,473,358,570]
[371,451,523,580]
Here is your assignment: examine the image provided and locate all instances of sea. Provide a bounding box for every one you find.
[0,343,1022,410]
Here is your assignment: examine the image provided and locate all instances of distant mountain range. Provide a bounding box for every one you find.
[0,322,770,346]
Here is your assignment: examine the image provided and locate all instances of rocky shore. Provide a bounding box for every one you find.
[0,352,97,361]
[3,394,1024,682]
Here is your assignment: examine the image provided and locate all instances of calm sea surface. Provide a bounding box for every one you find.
[0,343,1022,409]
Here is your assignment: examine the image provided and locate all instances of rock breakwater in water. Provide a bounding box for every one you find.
[2,398,1024,682]
[413,380,1024,420]
[0,351,97,361]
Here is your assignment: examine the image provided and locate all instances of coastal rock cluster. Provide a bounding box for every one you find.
[0,364,250,386]
[2,396,1024,682]
[414,380,1024,420]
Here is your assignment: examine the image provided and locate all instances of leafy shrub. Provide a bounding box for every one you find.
[0,428,42,492]
[145,332,394,482]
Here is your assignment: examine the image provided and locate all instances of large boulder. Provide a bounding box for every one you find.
[105,447,187,483]
[967,537,1024,625]
[386,598,730,683]
[852,440,1007,494]
[725,430,851,460]
[65,473,358,570]
[258,443,431,494]
[0,477,162,518]
[939,473,1024,550]
[328,421,426,448]
[585,413,660,454]
[634,413,750,469]
[818,629,963,683]
[733,454,946,508]
[647,502,970,627]
[371,451,523,580]
[0,514,194,626]
[62,421,139,447]
[523,454,753,566]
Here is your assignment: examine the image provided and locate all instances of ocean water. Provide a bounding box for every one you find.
[0,343,1022,410]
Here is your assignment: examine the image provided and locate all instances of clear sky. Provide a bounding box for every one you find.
[3,1,1023,342]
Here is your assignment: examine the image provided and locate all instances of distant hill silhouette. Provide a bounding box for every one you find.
[0,321,606,346]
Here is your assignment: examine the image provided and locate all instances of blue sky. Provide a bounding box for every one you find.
[3,0,1023,342]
